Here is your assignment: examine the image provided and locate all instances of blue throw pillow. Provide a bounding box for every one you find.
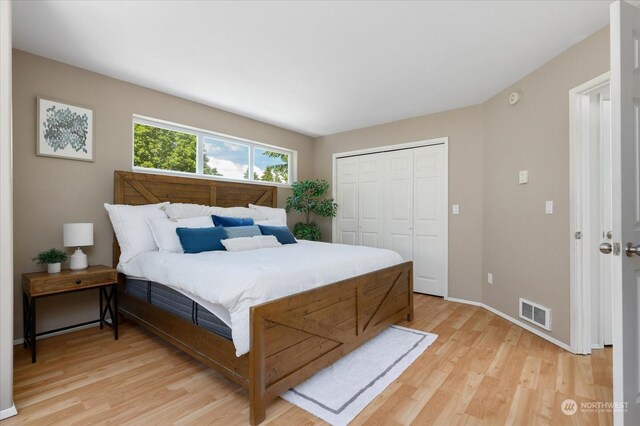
[176,226,226,253]
[212,215,254,227]
[224,225,262,239]
[257,225,297,245]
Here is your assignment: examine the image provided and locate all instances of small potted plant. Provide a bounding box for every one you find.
[286,179,338,241]
[33,248,68,273]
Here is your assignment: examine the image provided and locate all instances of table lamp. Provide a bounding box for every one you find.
[63,223,94,270]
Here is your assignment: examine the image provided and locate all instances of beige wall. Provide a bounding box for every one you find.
[315,27,610,345]
[12,50,314,339]
[12,24,610,347]
[314,105,485,302]
[482,27,609,344]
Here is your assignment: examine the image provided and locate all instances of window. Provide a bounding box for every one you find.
[133,123,198,173]
[132,117,295,185]
[203,137,249,179]
[254,148,289,183]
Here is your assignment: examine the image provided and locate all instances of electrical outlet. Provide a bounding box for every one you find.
[487,273,493,285]
[452,204,460,215]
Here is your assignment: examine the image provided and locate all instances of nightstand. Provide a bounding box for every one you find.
[22,265,118,363]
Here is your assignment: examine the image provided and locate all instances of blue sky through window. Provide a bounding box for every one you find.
[203,137,249,179]
[134,118,294,183]
[255,148,287,169]
[254,148,288,182]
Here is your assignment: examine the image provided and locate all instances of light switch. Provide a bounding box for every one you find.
[545,200,553,214]
[452,204,460,215]
[487,273,493,285]
[519,170,529,184]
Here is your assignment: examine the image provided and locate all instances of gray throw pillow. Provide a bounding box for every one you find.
[224,225,262,239]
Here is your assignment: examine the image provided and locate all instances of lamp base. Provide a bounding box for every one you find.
[69,248,88,270]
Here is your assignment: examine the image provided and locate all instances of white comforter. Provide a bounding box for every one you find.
[119,241,403,356]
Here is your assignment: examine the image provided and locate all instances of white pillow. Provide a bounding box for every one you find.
[104,202,169,264]
[164,203,223,219]
[221,235,282,252]
[249,204,287,226]
[217,206,265,221]
[147,215,214,253]
[164,203,266,221]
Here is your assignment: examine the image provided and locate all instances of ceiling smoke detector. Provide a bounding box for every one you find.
[509,91,523,106]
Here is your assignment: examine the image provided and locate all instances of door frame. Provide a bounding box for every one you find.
[0,0,15,420]
[331,137,449,298]
[569,72,611,355]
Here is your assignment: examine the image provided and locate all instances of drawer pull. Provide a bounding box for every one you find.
[75,280,82,285]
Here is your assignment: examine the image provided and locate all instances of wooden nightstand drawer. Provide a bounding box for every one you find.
[22,265,117,297]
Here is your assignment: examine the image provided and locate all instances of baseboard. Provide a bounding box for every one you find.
[13,322,99,346]
[0,403,17,420]
[445,296,483,307]
[445,296,573,353]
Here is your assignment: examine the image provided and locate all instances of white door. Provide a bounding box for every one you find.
[413,145,447,296]
[336,157,359,245]
[334,141,448,297]
[383,150,414,262]
[358,153,385,248]
[600,97,614,346]
[610,1,640,423]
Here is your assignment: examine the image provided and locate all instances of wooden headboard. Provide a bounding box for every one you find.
[112,170,278,266]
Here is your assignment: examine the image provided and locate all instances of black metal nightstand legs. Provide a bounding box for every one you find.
[114,285,118,340]
[22,292,27,348]
[23,283,118,363]
[31,297,36,363]
[99,284,118,340]
[22,294,36,363]
[99,287,104,329]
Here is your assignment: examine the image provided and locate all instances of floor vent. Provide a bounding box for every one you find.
[519,298,551,331]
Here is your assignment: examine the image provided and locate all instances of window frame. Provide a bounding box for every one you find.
[132,115,296,187]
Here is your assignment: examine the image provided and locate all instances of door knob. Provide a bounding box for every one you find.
[626,243,640,257]
[599,242,613,254]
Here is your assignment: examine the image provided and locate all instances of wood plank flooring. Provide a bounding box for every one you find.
[5,295,612,425]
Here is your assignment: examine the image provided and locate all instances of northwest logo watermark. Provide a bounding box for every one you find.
[561,398,628,415]
[561,399,578,415]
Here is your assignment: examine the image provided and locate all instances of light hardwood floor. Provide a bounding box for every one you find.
[5,295,612,425]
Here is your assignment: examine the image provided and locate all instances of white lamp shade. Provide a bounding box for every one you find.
[63,223,94,247]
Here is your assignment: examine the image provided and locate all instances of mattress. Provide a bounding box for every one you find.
[120,240,404,356]
[124,278,232,340]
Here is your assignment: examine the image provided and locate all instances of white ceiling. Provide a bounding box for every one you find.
[12,1,610,137]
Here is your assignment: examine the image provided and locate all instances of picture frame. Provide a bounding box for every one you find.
[37,97,94,162]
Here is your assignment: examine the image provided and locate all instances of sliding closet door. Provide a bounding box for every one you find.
[413,145,446,296]
[335,157,359,245]
[383,150,414,261]
[358,152,385,248]
[335,142,447,297]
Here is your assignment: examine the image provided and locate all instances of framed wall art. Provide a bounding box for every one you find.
[37,97,94,162]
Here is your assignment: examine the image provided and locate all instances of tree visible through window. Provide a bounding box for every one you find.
[133,119,294,184]
[254,148,288,183]
[134,123,220,175]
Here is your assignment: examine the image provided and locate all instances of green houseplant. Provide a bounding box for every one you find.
[286,179,338,241]
[33,248,68,273]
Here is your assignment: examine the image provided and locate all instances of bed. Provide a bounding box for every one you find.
[112,170,413,424]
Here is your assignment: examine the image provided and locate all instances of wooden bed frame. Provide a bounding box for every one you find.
[112,170,413,424]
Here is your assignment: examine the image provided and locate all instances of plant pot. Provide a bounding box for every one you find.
[47,263,61,274]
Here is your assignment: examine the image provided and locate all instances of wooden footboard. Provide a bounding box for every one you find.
[248,261,413,424]
[112,170,414,425]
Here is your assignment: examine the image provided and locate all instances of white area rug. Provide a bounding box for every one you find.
[281,325,437,426]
